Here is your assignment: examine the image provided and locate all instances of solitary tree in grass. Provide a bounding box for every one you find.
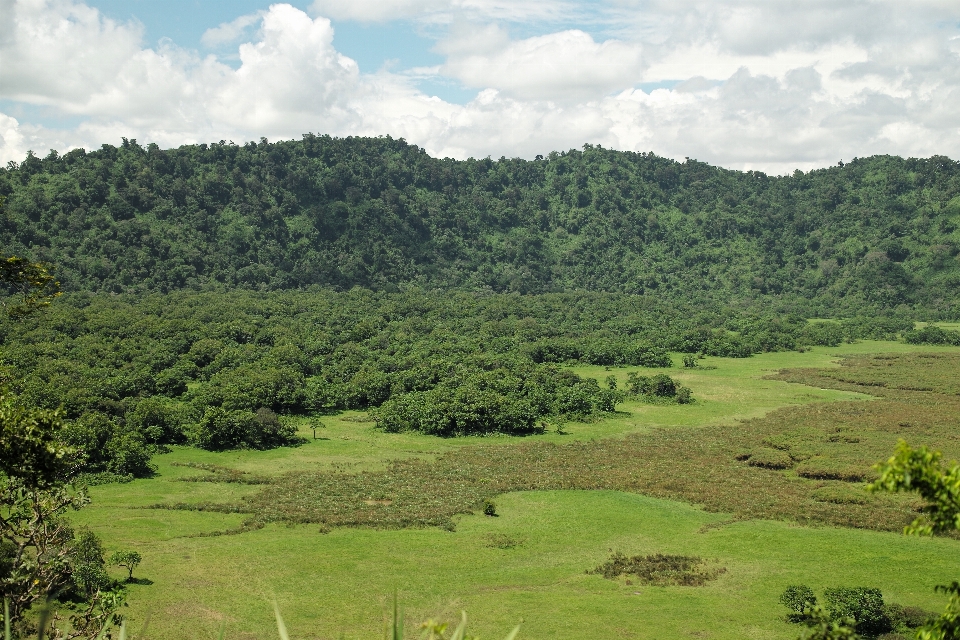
[110,551,142,582]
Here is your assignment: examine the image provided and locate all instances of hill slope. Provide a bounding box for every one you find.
[2,136,959,314]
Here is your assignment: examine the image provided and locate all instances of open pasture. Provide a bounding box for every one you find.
[69,343,960,638]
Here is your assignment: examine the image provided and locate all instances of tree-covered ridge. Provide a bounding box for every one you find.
[1,136,958,315]
[0,288,910,468]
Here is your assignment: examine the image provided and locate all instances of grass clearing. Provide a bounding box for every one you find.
[74,492,960,639]
[67,342,960,638]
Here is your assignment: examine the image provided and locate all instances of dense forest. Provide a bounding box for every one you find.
[0,285,936,482]
[1,136,959,316]
[1,135,960,481]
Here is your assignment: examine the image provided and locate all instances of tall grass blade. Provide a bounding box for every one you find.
[449,612,467,640]
[133,611,152,640]
[391,590,403,640]
[272,601,290,640]
[36,601,52,640]
[216,620,226,640]
[92,621,112,640]
[117,619,127,640]
[503,624,521,640]
[3,598,9,640]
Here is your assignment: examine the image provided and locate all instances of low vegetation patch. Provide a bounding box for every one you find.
[483,533,524,549]
[144,353,960,535]
[171,461,272,484]
[589,552,726,586]
[745,447,794,470]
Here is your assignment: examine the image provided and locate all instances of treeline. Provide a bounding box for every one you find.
[1,137,959,315]
[0,288,937,477]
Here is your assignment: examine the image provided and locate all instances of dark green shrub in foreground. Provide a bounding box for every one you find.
[823,587,891,636]
[625,372,691,404]
[780,585,818,622]
[70,529,110,598]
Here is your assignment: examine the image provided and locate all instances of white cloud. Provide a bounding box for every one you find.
[0,0,143,105]
[1,0,960,173]
[308,0,580,24]
[200,11,264,48]
[440,29,643,101]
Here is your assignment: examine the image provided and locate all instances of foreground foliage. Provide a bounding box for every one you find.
[869,442,960,640]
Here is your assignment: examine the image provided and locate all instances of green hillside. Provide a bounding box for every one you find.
[2,137,959,315]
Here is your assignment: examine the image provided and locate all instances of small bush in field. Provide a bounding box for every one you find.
[780,585,818,622]
[482,499,497,517]
[883,602,934,633]
[823,587,891,636]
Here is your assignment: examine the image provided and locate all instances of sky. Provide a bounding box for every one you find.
[1,0,959,173]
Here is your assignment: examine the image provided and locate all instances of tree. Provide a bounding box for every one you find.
[70,529,109,598]
[868,441,960,640]
[0,391,72,488]
[109,551,142,582]
[0,256,124,638]
[0,254,61,319]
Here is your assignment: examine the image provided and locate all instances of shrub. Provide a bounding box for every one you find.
[883,603,934,632]
[482,499,497,517]
[590,552,725,586]
[676,386,693,404]
[193,406,299,451]
[682,354,698,368]
[59,412,155,479]
[626,372,683,400]
[823,587,891,636]
[70,528,110,597]
[780,585,818,622]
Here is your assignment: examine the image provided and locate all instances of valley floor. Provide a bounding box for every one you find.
[70,342,960,639]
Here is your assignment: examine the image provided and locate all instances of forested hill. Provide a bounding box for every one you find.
[2,136,959,315]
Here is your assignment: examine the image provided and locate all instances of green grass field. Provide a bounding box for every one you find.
[69,342,960,639]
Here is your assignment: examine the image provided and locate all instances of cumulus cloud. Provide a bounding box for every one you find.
[0,0,143,105]
[1,0,959,173]
[439,28,643,101]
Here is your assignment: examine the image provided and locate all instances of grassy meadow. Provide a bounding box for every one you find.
[69,342,960,639]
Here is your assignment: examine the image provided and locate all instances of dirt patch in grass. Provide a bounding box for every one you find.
[158,353,960,535]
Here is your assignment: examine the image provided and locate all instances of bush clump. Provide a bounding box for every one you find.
[780,585,818,622]
[780,585,932,637]
[192,406,299,451]
[625,372,692,404]
[374,360,621,436]
[590,553,726,586]
[824,587,891,636]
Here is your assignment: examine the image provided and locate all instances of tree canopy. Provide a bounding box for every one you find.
[1,137,958,316]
